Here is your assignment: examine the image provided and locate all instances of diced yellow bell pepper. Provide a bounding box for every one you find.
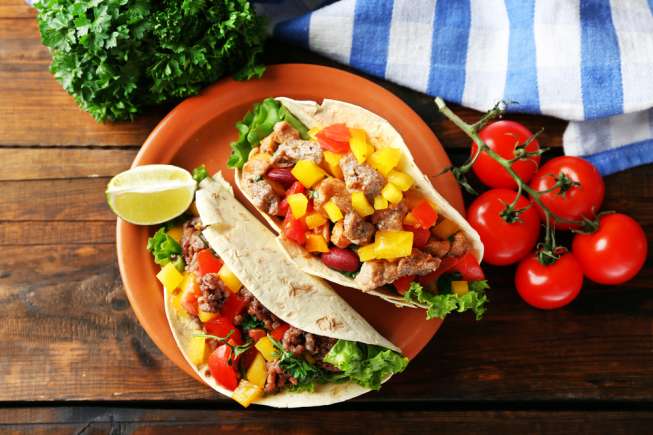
[451,281,469,296]
[305,234,329,253]
[291,160,327,188]
[156,263,184,291]
[368,147,402,176]
[198,310,218,323]
[323,150,344,179]
[255,336,278,361]
[323,200,344,222]
[373,195,388,210]
[403,212,419,227]
[245,353,268,388]
[169,288,187,318]
[166,225,183,244]
[187,334,207,366]
[305,212,327,229]
[351,191,375,217]
[357,243,378,262]
[307,127,321,141]
[432,219,459,239]
[381,182,403,205]
[374,230,414,260]
[349,128,375,163]
[387,170,414,192]
[232,380,264,408]
[287,193,308,219]
[218,265,241,293]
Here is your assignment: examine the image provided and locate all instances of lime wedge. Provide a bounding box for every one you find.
[106,165,196,225]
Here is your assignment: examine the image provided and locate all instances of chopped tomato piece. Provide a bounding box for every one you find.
[393,275,415,295]
[181,292,199,316]
[221,292,248,323]
[270,323,290,341]
[453,252,485,281]
[316,130,350,153]
[277,198,289,217]
[239,347,259,372]
[282,210,308,245]
[197,249,224,276]
[418,256,460,287]
[412,200,438,228]
[405,225,430,249]
[248,328,267,342]
[321,124,351,142]
[208,343,240,391]
[286,181,306,196]
[204,316,243,345]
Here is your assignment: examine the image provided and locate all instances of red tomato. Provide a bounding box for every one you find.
[248,328,267,342]
[412,200,438,228]
[207,344,240,390]
[393,275,415,295]
[405,226,430,249]
[282,212,307,245]
[220,292,248,323]
[321,124,351,142]
[196,249,223,276]
[467,189,540,266]
[472,121,541,189]
[286,181,305,196]
[515,252,583,309]
[529,156,604,230]
[270,323,290,341]
[572,213,647,285]
[418,256,460,287]
[204,316,242,344]
[181,292,199,317]
[277,198,289,217]
[453,252,485,281]
[239,347,259,372]
[316,130,350,153]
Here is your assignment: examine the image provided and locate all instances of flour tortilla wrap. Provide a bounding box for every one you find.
[165,173,402,407]
[235,98,483,308]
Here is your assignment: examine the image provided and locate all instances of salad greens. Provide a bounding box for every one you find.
[271,337,336,393]
[35,0,266,122]
[147,227,184,271]
[404,279,489,320]
[239,315,265,332]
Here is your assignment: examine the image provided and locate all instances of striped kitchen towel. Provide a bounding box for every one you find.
[255,0,653,175]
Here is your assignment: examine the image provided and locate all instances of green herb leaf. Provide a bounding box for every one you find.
[403,280,489,320]
[269,336,336,391]
[146,227,184,271]
[239,315,264,332]
[192,164,208,183]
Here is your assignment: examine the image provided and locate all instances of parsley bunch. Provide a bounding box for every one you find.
[35,0,266,122]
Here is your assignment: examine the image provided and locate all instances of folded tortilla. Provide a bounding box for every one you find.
[235,97,484,308]
[165,173,402,407]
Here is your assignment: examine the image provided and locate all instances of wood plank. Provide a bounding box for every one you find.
[0,1,35,19]
[0,221,115,245]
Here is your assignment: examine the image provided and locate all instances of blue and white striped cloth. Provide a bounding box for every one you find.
[255,0,653,175]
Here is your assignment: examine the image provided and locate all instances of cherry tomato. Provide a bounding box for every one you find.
[393,275,415,295]
[529,156,604,230]
[418,256,460,288]
[321,247,361,272]
[405,225,430,249]
[270,323,290,341]
[572,213,647,285]
[208,344,240,390]
[472,121,541,189]
[515,252,583,309]
[204,316,243,344]
[196,249,223,276]
[453,252,485,281]
[467,189,540,265]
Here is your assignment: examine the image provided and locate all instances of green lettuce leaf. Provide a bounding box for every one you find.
[146,227,184,271]
[191,164,208,183]
[270,337,336,392]
[404,279,489,320]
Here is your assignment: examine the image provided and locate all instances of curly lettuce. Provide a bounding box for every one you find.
[404,278,489,320]
[146,227,184,271]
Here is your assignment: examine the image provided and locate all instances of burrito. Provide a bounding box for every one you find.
[150,173,408,407]
[229,98,488,319]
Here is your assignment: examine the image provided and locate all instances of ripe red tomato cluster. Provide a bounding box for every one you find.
[466,121,647,310]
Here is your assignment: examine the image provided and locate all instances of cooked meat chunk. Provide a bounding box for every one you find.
[198,273,228,313]
[371,203,407,231]
[181,218,207,265]
[424,239,450,258]
[241,155,280,215]
[265,360,297,394]
[355,249,441,290]
[270,139,323,168]
[343,212,375,245]
[247,297,282,330]
[282,327,337,361]
[259,134,276,155]
[448,231,469,257]
[313,178,352,212]
[273,121,301,143]
[339,154,385,199]
[330,221,351,248]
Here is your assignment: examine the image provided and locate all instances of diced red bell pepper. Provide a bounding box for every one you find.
[393,275,415,295]
[412,200,438,228]
[282,210,307,245]
[286,181,306,196]
[208,342,240,391]
[197,249,224,276]
[277,198,289,217]
[405,225,430,249]
[181,292,199,317]
[321,123,351,142]
[453,252,485,281]
[248,328,267,342]
[418,256,460,287]
[220,292,248,323]
[204,316,243,345]
[270,323,290,341]
[316,130,350,153]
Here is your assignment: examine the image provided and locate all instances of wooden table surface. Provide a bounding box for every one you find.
[1,2,652,433]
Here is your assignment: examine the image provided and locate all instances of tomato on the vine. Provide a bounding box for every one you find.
[572,213,647,285]
[529,156,604,230]
[467,189,540,266]
[471,120,541,189]
[515,252,584,309]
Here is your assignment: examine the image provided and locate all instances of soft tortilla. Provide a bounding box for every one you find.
[165,173,400,408]
[235,98,484,308]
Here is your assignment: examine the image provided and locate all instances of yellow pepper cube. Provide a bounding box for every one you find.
[368,147,402,176]
[323,200,344,222]
[291,160,327,188]
[198,310,218,323]
[451,281,469,296]
[218,265,242,293]
[307,127,321,141]
[166,225,183,244]
[357,243,378,262]
[374,230,414,260]
[381,182,403,205]
[373,195,388,210]
[255,336,278,361]
[305,212,327,229]
[156,263,184,291]
[287,193,308,219]
[387,170,414,192]
[403,212,419,227]
[232,380,264,408]
[305,234,330,253]
[323,150,344,179]
[187,334,207,366]
[245,353,268,388]
[349,128,374,163]
[351,191,375,217]
[432,219,459,240]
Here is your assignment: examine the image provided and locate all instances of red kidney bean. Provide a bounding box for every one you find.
[266,168,296,188]
[321,248,360,273]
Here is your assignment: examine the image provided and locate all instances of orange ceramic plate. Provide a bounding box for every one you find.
[117,64,464,385]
